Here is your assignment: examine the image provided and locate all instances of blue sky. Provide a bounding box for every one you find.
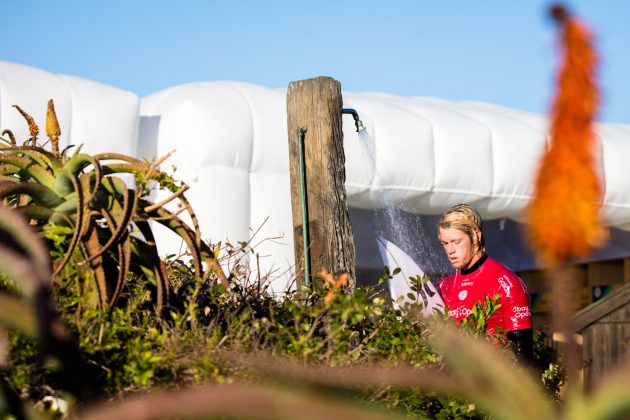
[3,1,629,123]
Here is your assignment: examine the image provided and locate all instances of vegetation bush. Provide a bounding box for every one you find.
[2,261,565,419]
[0,102,569,419]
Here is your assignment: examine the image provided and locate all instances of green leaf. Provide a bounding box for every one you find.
[14,204,54,220]
[0,180,63,207]
[81,178,136,265]
[65,153,97,176]
[0,154,55,187]
[53,194,78,214]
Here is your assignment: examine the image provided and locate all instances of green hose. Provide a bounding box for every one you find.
[297,127,311,288]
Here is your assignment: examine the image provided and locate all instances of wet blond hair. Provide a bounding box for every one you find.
[438,204,485,254]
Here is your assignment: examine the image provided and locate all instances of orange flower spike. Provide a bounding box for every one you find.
[321,270,349,304]
[528,5,605,265]
[324,290,335,305]
[321,269,335,288]
[336,273,349,288]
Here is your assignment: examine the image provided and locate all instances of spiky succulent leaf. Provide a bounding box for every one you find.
[0,154,55,187]
[53,170,75,196]
[13,204,54,221]
[0,180,63,208]
[51,170,84,277]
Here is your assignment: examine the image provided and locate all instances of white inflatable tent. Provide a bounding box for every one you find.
[3,61,630,293]
[0,61,139,156]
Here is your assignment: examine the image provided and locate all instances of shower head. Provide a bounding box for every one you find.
[342,108,366,132]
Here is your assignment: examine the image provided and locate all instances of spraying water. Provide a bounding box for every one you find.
[357,129,452,281]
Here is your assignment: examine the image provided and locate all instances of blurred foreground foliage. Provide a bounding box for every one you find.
[1,259,566,419]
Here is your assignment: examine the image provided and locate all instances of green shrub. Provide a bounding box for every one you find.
[0,104,567,418]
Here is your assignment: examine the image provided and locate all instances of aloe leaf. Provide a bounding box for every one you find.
[57,154,102,198]
[53,170,75,196]
[0,165,20,176]
[94,153,144,165]
[0,155,55,187]
[14,204,54,221]
[147,204,229,288]
[51,171,85,278]
[0,294,37,337]
[53,193,78,214]
[186,199,202,247]
[65,153,97,175]
[87,202,133,308]
[81,178,136,264]
[99,163,146,179]
[69,143,84,156]
[79,172,97,205]
[96,151,151,177]
[145,205,202,274]
[2,146,61,173]
[134,221,169,312]
[0,180,63,207]
[169,192,201,247]
[2,144,57,159]
[108,231,132,307]
[82,222,109,308]
[78,157,103,203]
[48,210,74,227]
[93,155,148,188]
[100,174,130,196]
[0,134,15,146]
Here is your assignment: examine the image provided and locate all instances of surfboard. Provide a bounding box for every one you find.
[375,236,444,316]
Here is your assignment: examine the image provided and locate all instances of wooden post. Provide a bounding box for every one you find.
[286,76,356,291]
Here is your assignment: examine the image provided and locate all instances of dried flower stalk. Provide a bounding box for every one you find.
[12,105,39,145]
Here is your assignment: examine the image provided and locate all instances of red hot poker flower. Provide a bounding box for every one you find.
[527,5,605,265]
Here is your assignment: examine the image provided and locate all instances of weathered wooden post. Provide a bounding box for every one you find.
[286,76,356,291]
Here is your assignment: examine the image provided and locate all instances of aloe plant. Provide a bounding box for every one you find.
[0,101,228,314]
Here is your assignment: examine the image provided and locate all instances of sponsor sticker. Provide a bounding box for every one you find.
[512,305,531,319]
[449,306,472,318]
[498,276,512,298]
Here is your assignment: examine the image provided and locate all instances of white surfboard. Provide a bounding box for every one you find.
[375,236,444,315]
